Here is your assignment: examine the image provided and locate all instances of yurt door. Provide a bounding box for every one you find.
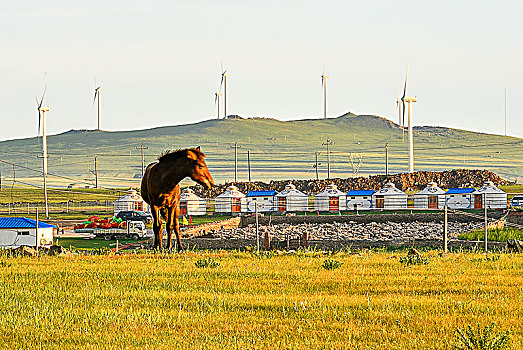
[375,196,384,209]
[428,196,438,209]
[278,197,286,211]
[329,197,339,211]
[474,194,483,209]
[180,202,188,215]
[232,198,241,213]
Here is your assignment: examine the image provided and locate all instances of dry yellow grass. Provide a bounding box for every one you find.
[0,250,521,349]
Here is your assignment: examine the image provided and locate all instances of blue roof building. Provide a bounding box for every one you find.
[446,188,475,194]
[0,217,55,229]
[0,217,55,248]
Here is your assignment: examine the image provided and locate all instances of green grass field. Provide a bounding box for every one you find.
[0,250,521,349]
[0,114,521,187]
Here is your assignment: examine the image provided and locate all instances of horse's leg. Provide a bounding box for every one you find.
[174,203,183,252]
[152,206,163,249]
[166,207,173,251]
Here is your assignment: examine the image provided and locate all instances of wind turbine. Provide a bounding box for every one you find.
[93,83,102,130]
[400,66,417,173]
[214,90,222,119]
[220,64,228,119]
[321,65,329,119]
[36,88,50,217]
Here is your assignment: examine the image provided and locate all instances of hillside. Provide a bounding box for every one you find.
[0,114,521,188]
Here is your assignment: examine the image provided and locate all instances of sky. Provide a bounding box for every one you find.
[0,0,522,141]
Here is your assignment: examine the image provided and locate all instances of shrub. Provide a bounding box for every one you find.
[453,323,510,350]
[322,258,343,270]
[399,255,429,266]
[195,257,220,269]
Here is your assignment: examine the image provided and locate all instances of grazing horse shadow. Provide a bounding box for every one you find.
[140,147,214,251]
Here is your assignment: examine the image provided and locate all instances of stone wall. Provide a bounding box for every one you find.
[182,217,241,238]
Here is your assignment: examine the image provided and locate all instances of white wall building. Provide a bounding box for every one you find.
[472,181,508,209]
[346,190,375,210]
[314,184,347,212]
[414,182,446,209]
[113,189,149,215]
[245,190,276,213]
[179,188,207,216]
[372,183,407,209]
[274,184,309,212]
[215,185,246,214]
[445,188,475,209]
[0,217,54,249]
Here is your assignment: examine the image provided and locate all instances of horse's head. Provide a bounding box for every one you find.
[186,147,214,190]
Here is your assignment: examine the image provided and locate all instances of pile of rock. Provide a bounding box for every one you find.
[203,221,483,241]
[191,169,510,198]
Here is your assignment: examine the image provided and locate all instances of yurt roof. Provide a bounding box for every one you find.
[247,190,277,197]
[473,181,506,194]
[180,188,202,200]
[374,183,407,196]
[275,184,307,197]
[347,190,375,196]
[415,182,446,196]
[446,188,475,195]
[315,184,345,197]
[216,185,245,199]
[114,189,144,202]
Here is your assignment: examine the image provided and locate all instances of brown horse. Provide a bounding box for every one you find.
[140,147,214,250]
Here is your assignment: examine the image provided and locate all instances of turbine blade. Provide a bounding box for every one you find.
[220,74,224,89]
[93,90,98,106]
[39,86,47,109]
[214,92,218,105]
[402,101,406,127]
[38,111,41,136]
[402,66,408,100]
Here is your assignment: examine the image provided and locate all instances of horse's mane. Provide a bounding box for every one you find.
[158,148,205,162]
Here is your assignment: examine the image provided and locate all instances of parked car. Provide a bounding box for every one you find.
[510,195,523,207]
[116,210,153,224]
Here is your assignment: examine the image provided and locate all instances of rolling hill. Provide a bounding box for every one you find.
[0,113,521,188]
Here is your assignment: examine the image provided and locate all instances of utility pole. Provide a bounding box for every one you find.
[385,141,389,176]
[315,152,319,180]
[247,150,251,182]
[322,138,334,179]
[230,142,241,182]
[444,204,448,253]
[0,164,2,190]
[136,142,148,178]
[94,156,99,189]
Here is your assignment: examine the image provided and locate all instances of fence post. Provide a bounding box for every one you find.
[255,201,259,253]
[444,204,448,253]
[264,216,270,250]
[484,193,488,252]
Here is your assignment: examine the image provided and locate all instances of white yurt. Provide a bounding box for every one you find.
[245,190,276,213]
[346,190,375,210]
[274,184,309,212]
[472,181,508,209]
[445,188,475,209]
[414,182,446,209]
[113,189,149,215]
[314,184,347,212]
[372,183,407,209]
[179,188,207,216]
[215,185,246,214]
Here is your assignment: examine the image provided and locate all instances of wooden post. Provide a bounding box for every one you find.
[247,150,251,182]
[444,204,448,253]
[302,230,308,248]
[264,221,270,250]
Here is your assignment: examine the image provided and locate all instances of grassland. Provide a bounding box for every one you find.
[458,227,523,241]
[0,114,521,187]
[0,250,521,349]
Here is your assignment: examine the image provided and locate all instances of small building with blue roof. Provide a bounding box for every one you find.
[347,190,375,210]
[245,190,277,213]
[445,188,475,209]
[0,217,55,249]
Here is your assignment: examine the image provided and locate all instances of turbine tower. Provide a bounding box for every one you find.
[321,65,329,119]
[93,84,102,130]
[36,88,50,217]
[214,90,222,119]
[400,67,417,173]
[220,64,228,119]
